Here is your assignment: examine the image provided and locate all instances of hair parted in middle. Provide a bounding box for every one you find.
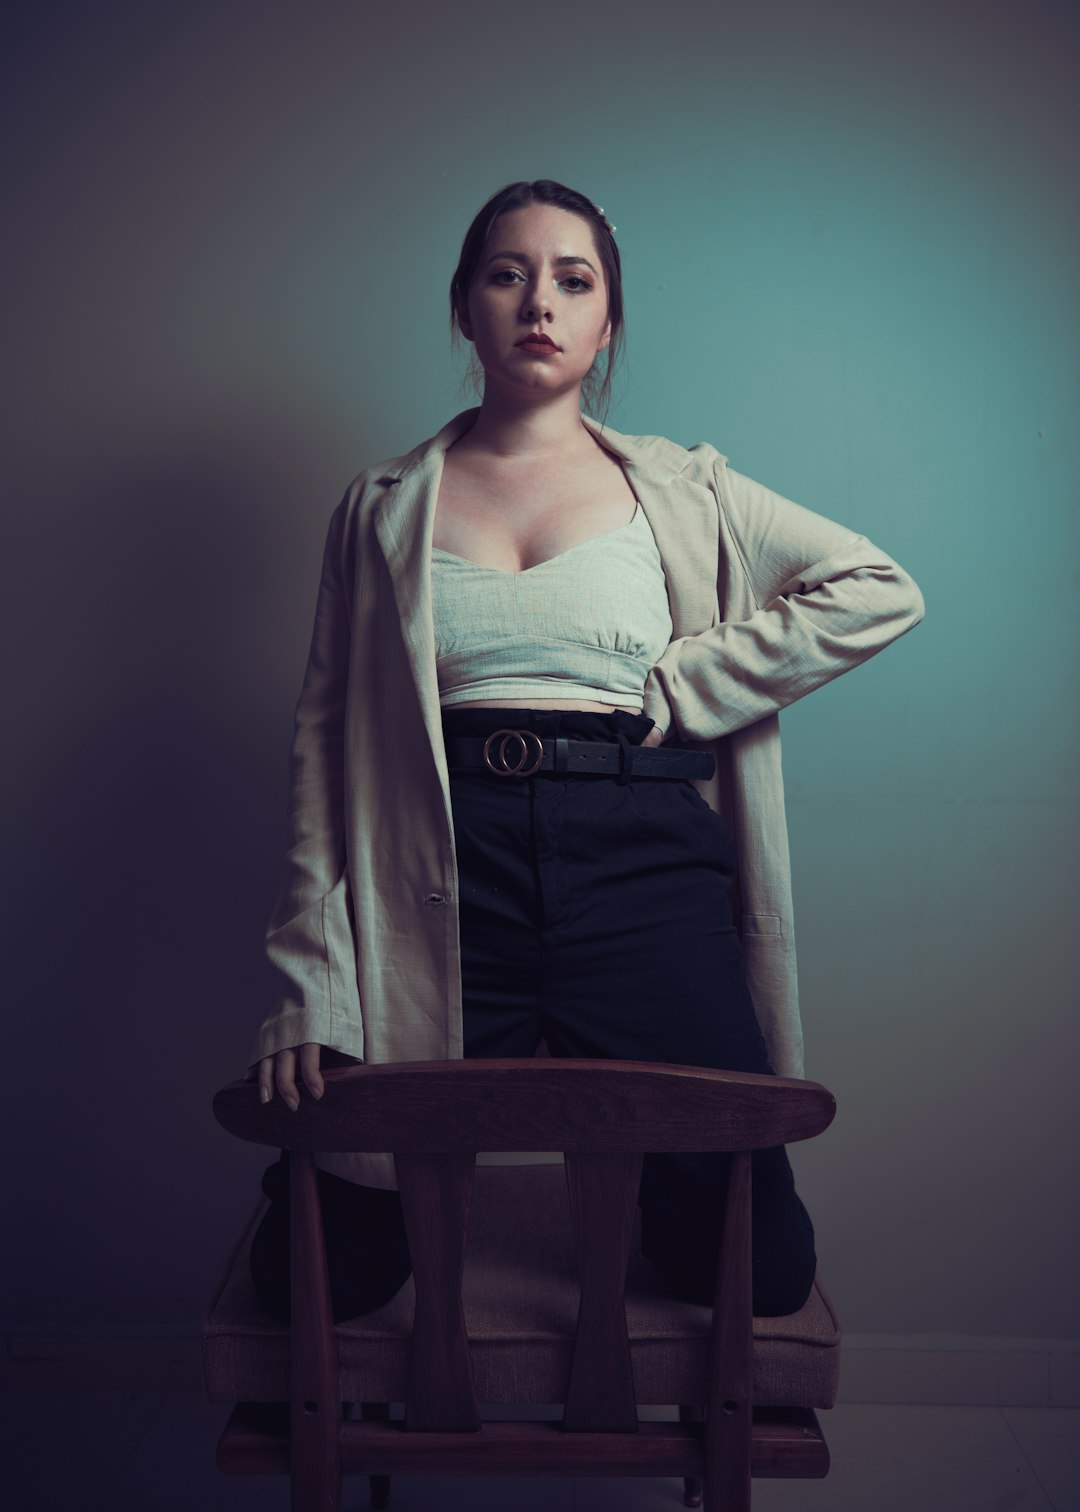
[449,179,625,421]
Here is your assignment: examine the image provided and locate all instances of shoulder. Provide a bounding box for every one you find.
[339,441,423,513]
[311,442,425,575]
[584,416,730,483]
[615,427,819,527]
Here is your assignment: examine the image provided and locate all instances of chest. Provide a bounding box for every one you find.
[432,449,640,574]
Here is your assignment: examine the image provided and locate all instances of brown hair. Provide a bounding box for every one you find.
[449,179,625,422]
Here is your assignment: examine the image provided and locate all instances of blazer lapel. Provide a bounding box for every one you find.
[372,411,478,765]
[582,417,721,635]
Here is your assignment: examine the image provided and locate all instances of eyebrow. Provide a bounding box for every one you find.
[484,250,599,276]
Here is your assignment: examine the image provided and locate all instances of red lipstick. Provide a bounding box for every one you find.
[515,332,558,351]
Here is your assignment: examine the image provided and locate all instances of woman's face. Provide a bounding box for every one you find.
[458,202,611,403]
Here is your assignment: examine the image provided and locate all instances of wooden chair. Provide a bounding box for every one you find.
[204,1059,840,1511]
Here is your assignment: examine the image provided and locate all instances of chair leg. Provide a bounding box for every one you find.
[680,1404,704,1507]
[361,1402,392,1508]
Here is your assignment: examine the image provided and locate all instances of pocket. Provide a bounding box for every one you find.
[322,869,361,983]
[321,871,364,1047]
[742,912,783,939]
[670,781,738,875]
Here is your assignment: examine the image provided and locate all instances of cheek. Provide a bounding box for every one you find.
[475,294,512,334]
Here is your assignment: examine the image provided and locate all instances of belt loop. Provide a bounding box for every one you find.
[615,732,635,786]
[554,737,570,773]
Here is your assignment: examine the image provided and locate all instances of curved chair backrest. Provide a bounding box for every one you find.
[213,1057,835,1154]
[212,1059,836,1512]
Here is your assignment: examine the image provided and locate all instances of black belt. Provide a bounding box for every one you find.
[444,730,715,781]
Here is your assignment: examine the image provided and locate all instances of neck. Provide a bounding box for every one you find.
[458,388,594,461]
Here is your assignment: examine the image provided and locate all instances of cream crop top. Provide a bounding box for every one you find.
[431,504,674,707]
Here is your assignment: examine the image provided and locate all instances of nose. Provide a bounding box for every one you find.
[520,278,553,323]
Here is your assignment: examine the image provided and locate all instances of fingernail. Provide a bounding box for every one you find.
[312,1087,323,1100]
[286,1099,299,1112]
[259,1087,270,1104]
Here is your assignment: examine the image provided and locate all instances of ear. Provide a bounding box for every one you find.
[596,318,612,355]
[455,295,474,343]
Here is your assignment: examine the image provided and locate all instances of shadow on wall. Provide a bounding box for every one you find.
[7,410,342,1321]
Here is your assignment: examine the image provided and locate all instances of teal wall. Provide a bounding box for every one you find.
[5,0,1077,1342]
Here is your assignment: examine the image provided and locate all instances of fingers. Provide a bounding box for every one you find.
[252,1045,324,1110]
[276,1048,302,1112]
[299,1042,325,1101]
[273,1049,298,1108]
[641,724,665,748]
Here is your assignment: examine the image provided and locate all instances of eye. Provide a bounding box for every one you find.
[491,268,523,285]
[560,275,592,293]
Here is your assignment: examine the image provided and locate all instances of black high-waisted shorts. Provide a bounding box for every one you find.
[250,708,816,1319]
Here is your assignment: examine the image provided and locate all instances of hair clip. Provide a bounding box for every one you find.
[594,205,617,235]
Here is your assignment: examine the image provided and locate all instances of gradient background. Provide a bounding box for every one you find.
[3,0,1077,1360]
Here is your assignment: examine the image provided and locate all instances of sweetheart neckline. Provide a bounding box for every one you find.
[430,505,641,576]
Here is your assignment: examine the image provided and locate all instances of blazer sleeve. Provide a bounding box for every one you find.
[643,458,925,742]
[248,497,365,1068]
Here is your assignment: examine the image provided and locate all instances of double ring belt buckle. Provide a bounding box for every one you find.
[482,728,545,777]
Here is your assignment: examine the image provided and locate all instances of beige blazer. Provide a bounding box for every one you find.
[251,408,924,1186]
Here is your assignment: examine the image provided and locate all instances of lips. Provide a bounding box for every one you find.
[516,333,558,349]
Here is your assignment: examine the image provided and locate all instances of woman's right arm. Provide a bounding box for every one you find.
[245,497,365,1106]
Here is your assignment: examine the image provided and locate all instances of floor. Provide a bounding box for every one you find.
[3,1392,1076,1512]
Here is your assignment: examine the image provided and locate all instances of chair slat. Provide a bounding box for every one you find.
[217,1407,830,1481]
[704,1148,753,1512]
[748,1408,831,1478]
[339,1417,703,1477]
[394,1151,480,1432]
[288,1151,342,1507]
[213,1061,835,1154]
[562,1152,643,1432]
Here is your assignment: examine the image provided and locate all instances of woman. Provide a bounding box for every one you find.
[245,179,924,1322]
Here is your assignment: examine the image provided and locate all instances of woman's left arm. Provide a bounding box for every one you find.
[643,458,925,743]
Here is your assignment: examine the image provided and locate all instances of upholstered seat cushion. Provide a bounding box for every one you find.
[203,1164,841,1409]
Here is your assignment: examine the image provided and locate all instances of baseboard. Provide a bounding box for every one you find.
[4,1330,1078,1405]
